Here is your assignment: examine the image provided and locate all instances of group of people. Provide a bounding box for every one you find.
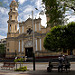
[58,54,70,72]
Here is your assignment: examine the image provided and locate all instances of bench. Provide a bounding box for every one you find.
[47,62,70,72]
[1,62,15,70]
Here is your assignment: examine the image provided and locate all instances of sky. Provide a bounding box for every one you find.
[0,0,75,39]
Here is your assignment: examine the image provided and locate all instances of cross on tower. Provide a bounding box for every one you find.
[27,28,32,35]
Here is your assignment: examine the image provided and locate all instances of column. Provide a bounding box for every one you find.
[22,26,24,33]
[18,40,20,52]
[40,39,42,51]
[36,39,37,51]
[22,40,24,52]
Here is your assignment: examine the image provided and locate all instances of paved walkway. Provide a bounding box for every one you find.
[0,70,75,75]
[0,62,75,75]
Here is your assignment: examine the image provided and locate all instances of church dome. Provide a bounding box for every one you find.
[10,0,18,7]
[12,0,16,2]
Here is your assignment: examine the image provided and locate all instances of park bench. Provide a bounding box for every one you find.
[47,62,70,72]
[1,62,15,70]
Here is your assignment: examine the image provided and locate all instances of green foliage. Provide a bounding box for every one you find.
[15,66,27,71]
[44,22,75,52]
[44,25,64,52]
[42,0,65,27]
[14,58,25,62]
[60,0,75,11]
[0,44,6,56]
[65,22,75,50]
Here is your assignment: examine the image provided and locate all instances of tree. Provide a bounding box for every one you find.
[60,0,75,11]
[44,25,65,52]
[65,22,75,54]
[44,22,75,54]
[0,44,6,57]
[42,0,75,27]
[42,0,65,27]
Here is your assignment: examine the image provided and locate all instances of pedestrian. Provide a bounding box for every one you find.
[58,56,63,72]
[64,56,70,72]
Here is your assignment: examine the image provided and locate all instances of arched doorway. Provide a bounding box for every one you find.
[25,47,33,57]
[24,40,33,57]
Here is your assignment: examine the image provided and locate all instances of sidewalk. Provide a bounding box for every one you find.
[0,62,75,75]
[0,69,75,75]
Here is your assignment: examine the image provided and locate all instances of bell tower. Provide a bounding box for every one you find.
[7,0,18,37]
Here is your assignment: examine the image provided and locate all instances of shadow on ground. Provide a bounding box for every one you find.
[0,70,75,75]
[18,70,75,75]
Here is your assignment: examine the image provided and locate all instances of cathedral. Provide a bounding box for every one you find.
[6,0,75,58]
[6,0,49,58]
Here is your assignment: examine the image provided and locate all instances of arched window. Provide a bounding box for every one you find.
[10,15,12,19]
[10,8,12,11]
[10,25,11,31]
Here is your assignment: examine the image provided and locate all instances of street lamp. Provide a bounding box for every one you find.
[32,10,35,71]
[32,9,44,71]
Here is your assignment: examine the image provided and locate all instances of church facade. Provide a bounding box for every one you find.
[6,0,75,58]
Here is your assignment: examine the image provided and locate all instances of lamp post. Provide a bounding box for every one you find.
[32,10,35,71]
[32,9,44,71]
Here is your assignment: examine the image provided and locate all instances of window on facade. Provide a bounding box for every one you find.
[14,8,15,11]
[7,49,9,51]
[10,25,11,31]
[10,15,12,19]
[10,8,12,11]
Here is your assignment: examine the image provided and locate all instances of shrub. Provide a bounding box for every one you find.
[15,66,27,71]
[14,58,25,62]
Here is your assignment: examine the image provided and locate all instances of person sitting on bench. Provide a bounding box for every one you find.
[64,56,70,72]
[58,56,63,72]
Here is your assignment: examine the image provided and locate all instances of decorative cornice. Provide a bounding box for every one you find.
[17,32,46,39]
[8,11,18,15]
[7,20,18,23]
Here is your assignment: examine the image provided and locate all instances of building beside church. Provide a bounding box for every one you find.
[6,0,75,58]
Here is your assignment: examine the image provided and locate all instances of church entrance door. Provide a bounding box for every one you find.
[25,47,33,57]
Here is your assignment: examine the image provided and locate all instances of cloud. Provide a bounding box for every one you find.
[23,5,34,13]
[34,12,47,27]
[67,16,75,23]
[18,5,34,22]
[18,0,27,4]
[0,35,6,39]
[0,7,8,39]
[0,7,9,14]
[35,0,42,10]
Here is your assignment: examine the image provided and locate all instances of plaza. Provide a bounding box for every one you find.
[0,62,75,75]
